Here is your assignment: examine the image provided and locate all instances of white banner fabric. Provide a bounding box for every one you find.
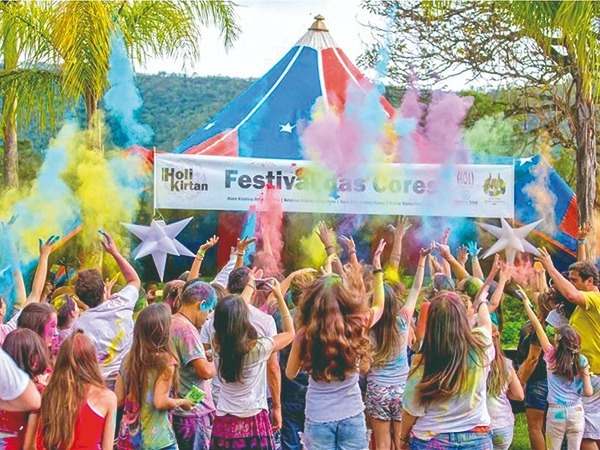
[154,154,514,218]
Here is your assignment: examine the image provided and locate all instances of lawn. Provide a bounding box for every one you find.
[512,413,530,449]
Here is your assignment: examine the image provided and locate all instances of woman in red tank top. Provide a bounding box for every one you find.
[36,330,117,449]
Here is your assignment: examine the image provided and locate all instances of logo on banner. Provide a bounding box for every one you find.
[161,167,208,192]
[483,173,507,198]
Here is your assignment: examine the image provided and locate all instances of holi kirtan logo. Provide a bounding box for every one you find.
[483,173,507,197]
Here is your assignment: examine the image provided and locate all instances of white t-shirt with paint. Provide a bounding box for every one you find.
[0,348,29,401]
[403,327,495,440]
[71,285,139,380]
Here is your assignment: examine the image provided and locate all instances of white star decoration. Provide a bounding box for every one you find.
[478,218,542,265]
[122,218,196,281]
[279,122,296,133]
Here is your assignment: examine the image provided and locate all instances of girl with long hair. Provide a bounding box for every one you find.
[519,288,593,450]
[37,330,116,450]
[0,329,49,450]
[366,248,428,450]
[399,290,494,449]
[116,303,195,450]
[286,240,386,450]
[209,278,294,450]
[486,325,524,450]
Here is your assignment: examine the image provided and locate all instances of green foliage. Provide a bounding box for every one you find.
[0,139,44,186]
[500,296,527,349]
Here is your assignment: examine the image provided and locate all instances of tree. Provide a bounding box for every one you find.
[360,0,599,237]
[0,0,240,186]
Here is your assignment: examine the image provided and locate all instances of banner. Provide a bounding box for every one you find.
[155,154,514,218]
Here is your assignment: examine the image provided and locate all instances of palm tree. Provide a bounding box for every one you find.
[0,0,239,186]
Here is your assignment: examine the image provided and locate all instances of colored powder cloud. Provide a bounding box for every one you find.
[104,32,153,147]
[254,186,284,277]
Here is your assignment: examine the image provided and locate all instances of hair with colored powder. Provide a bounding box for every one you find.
[17,302,56,338]
[370,284,403,366]
[3,328,49,379]
[487,325,511,398]
[548,325,585,382]
[39,330,105,450]
[181,279,217,311]
[456,276,483,301]
[50,293,77,328]
[122,303,179,405]
[297,274,370,381]
[410,291,488,405]
[213,295,258,383]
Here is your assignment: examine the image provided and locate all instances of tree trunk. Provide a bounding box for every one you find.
[2,96,19,189]
[84,91,103,151]
[2,0,20,189]
[573,70,597,256]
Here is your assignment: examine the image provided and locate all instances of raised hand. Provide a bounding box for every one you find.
[466,241,482,258]
[339,235,356,253]
[387,216,412,238]
[39,236,60,256]
[434,241,452,261]
[441,227,451,245]
[456,245,468,266]
[373,238,386,270]
[535,247,554,270]
[499,262,514,281]
[419,244,434,258]
[98,230,119,256]
[316,221,334,249]
[578,222,592,240]
[237,236,257,253]
[199,235,219,253]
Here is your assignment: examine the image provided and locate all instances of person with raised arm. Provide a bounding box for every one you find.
[0,237,57,347]
[71,230,141,388]
[466,241,484,279]
[367,246,430,450]
[536,247,600,450]
[518,287,592,450]
[187,235,219,282]
[285,239,386,450]
[209,280,295,450]
[387,216,412,271]
[399,283,494,448]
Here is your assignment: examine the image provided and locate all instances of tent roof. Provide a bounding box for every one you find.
[173,15,394,158]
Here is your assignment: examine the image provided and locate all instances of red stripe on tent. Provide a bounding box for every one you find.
[327,48,396,117]
[559,195,579,238]
[216,212,246,269]
[184,130,239,157]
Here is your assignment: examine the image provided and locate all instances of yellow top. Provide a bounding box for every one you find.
[570,290,600,373]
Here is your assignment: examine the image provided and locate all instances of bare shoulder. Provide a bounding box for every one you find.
[88,385,117,410]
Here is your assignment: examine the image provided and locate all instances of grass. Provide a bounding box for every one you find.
[512,412,530,449]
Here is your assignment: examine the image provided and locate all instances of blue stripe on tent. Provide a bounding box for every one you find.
[174,47,310,154]
[237,47,322,159]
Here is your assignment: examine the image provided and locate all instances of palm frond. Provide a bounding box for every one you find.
[0,67,67,129]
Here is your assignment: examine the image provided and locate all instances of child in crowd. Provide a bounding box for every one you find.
[285,240,386,450]
[366,247,428,450]
[487,325,524,450]
[116,303,195,449]
[209,278,294,450]
[37,330,117,450]
[519,287,593,450]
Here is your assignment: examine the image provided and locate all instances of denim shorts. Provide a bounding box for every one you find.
[491,426,513,450]
[303,412,368,450]
[410,430,492,449]
[525,379,549,411]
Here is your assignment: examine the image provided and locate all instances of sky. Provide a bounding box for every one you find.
[140,0,377,79]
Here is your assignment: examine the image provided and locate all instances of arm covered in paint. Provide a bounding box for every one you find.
[370,239,386,327]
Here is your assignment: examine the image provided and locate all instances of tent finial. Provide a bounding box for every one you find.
[309,14,328,31]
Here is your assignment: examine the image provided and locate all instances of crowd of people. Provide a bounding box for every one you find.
[0,217,599,450]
